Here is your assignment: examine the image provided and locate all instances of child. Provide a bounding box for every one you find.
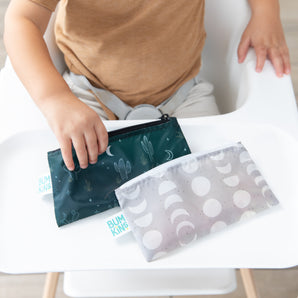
[4,0,290,171]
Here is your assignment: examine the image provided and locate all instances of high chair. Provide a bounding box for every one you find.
[0,0,298,298]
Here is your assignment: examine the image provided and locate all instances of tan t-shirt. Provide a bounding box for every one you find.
[30,0,206,107]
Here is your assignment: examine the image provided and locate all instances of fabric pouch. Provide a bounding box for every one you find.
[115,143,279,262]
[47,115,191,227]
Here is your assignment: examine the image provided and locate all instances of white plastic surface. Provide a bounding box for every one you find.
[63,269,236,297]
[0,0,298,274]
[0,123,298,273]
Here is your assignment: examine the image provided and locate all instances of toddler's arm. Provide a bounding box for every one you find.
[4,0,108,170]
[238,0,290,77]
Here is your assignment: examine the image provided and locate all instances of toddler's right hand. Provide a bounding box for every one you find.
[41,92,108,171]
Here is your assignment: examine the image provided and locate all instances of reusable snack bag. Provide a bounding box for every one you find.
[48,115,191,226]
[115,143,279,262]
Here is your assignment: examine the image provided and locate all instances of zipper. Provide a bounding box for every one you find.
[108,114,171,138]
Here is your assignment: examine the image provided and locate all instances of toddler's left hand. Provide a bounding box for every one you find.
[237,13,291,77]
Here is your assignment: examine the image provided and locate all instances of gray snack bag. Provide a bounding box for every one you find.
[115,143,279,262]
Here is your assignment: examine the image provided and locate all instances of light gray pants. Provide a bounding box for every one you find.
[63,71,219,120]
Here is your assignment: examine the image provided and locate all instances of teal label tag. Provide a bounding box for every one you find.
[105,211,131,239]
[38,173,52,195]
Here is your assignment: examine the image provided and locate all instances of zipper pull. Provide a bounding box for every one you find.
[160,114,170,122]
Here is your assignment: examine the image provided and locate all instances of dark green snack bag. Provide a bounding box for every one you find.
[47,115,191,227]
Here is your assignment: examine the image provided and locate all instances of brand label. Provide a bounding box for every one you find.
[38,173,52,195]
[105,211,131,238]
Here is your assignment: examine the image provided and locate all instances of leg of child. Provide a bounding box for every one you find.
[63,71,110,120]
[171,80,219,118]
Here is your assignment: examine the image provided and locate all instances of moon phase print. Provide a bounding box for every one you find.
[116,143,279,262]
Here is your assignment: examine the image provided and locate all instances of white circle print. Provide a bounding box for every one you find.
[210,221,227,233]
[191,176,211,197]
[203,198,222,218]
[233,190,251,208]
[142,230,163,250]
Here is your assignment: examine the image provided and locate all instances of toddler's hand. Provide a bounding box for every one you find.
[42,92,108,171]
[237,13,291,77]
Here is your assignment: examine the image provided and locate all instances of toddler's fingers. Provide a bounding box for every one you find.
[281,49,291,75]
[94,120,108,154]
[72,135,89,169]
[84,129,99,165]
[237,37,250,63]
[268,48,284,77]
[60,138,75,171]
[255,46,267,73]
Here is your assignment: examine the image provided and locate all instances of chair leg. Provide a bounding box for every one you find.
[42,272,60,298]
[240,268,259,298]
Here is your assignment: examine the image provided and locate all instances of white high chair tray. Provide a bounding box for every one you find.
[0,121,298,274]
